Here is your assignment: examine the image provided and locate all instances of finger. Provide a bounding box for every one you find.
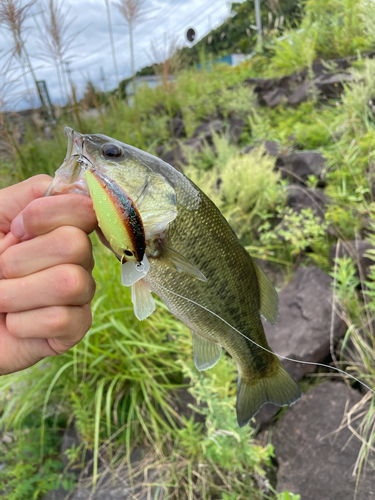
[0,175,52,235]
[0,232,20,256]
[0,264,96,313]
[6,304,92,353]
[11,194,97,241]
[0,226,94,279]
[0,314,55,375]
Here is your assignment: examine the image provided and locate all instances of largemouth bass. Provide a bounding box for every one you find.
[47,127,301,426]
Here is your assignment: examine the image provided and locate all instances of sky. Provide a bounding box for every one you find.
[0,0,237,110]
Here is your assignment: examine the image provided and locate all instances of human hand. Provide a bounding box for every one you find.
[0,175,97,375]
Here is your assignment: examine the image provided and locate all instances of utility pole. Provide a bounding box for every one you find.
[254,0,262,47]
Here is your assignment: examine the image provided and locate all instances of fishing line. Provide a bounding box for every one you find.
[146,276,375,396]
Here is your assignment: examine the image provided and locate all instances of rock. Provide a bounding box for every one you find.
[70,465,160,500]
[42,484,70,500]
[329,240,375,278]
[314,73,354,98]
[285,184,328,218]
[170,117,186,139]
[228,116,245,143]
[264,267,347,381]
[261,88,289,108]
[273,382,375,499]
[172,386,206,425]
[287,81,313,105]
[242,77,276,93]
[192,119,225,145]
[61,429,93,478]
[255,267,347,428]
[160,144,186,169]
[282,151,326,184]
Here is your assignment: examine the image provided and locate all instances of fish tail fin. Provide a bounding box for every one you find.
[236,362,302,427]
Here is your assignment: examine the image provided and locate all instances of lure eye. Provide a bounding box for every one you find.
[102,143,123,159]
[124,250,133,257]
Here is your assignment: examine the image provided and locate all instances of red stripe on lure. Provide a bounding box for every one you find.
[84,168,146,264]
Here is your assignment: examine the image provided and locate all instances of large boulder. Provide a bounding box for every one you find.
[192,119,225,145]
[273,382,375,499]
[314,73,354,98]
[285,184,328,218]
[264,267,347,381]
[255,267,347,428]
[282,151,326,185]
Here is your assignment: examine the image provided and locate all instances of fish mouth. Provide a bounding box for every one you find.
[44,127,92,197]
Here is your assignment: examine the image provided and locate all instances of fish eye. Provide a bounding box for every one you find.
[102,143,123,159]
[124,250,133,257]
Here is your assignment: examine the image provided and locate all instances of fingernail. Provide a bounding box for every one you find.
[11,214,25,239]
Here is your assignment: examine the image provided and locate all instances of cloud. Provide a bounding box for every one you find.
[0,0,233,110]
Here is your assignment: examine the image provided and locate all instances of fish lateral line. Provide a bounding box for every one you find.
[146,276,375,397]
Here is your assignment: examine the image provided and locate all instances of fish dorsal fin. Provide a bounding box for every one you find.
[191,331,221,371]
[131,279,155,320]
[162,245,207,282]
[252,259,279,325]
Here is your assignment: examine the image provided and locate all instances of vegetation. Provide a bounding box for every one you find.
[1,0,375,498]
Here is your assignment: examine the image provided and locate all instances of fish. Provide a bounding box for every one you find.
[47,126,302,427]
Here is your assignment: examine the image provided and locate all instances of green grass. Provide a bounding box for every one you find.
[3,0,375,496]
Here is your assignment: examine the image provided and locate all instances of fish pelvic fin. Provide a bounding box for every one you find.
[236,362,302,427]
[252,258,279,325]
[131,279,156,320]
[191,331,221,371]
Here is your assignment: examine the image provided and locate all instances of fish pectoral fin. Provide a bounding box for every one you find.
[131,279,156,321]
[252,258,279,325]
[162,245,207,282]
[191,331,221,371]
[143,210,177,241]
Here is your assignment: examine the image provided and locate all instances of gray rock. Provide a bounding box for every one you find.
[287,81,313,105]
[255,267,347,428]
[42,484,70,500]
[228,116,245,143]
[282,151,326,184]
[264,266,347,380]
[261,88,288,108]
[160,144,186,170]
[242,77,276,93]
[170,117,186,139]
[329,240,375,278]
[314,73,354,98]
[61,429,93,478]
[273,382,375,499]
[285,184,328,218]
[192,119,225,145]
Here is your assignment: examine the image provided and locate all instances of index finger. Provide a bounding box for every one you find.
[0,175,53,234]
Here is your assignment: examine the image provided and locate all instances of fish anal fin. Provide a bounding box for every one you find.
[236,362,302,427]
[191,331,221,371]
[163,245,207,282]
[131,279,155,320]
[252,259,279,325]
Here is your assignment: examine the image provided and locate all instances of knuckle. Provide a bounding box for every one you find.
[55,265,92,303]
[0,253,11,279]
[0,284,9,312]
[53,226,91,262]
[23,200,43,228]
[5,313,19,338]
[45,307,70,334]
